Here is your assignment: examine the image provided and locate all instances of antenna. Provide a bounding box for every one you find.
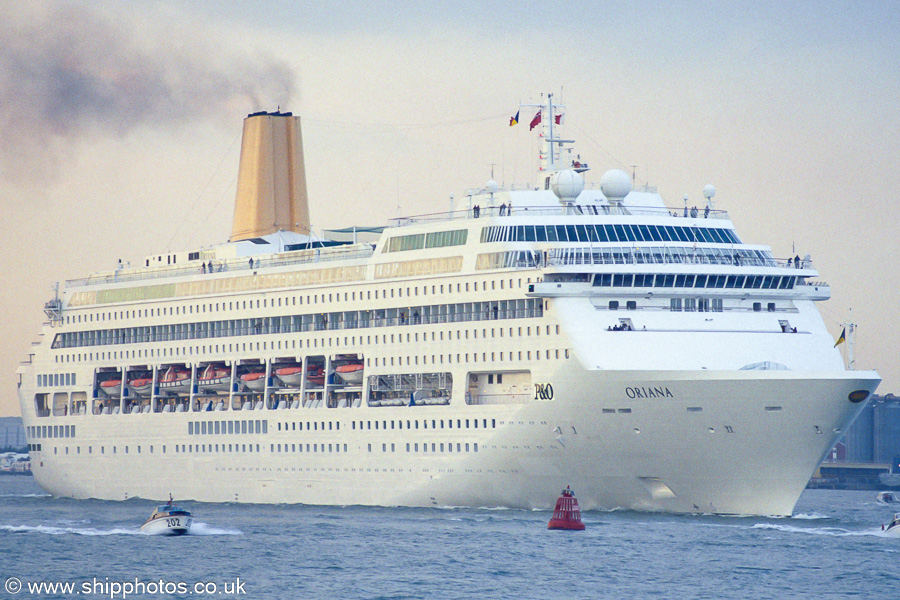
[630,165,637,184]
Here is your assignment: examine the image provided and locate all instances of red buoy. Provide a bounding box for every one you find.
[547,485,585,530]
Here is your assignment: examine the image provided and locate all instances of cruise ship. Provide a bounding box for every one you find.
[18,96,881,516]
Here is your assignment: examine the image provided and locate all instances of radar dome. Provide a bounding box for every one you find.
[600,169,632,202]
[703,184,716,200]
[550,170,584,201]
[486,180,499,194]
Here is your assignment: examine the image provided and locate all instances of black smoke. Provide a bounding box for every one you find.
[0,2,295,182]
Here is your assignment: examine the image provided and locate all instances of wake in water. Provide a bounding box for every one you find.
[790,512,830,520]
[0,521,241,536]
[751,522,892,538]
[188,522,241,536]
[0,523,142,536]
[0,493,52,498]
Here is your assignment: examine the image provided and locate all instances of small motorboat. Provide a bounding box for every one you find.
[883,513,900,537]
[140,496,193,536]
[877,491,899,504]
[240,371,267,392]
[275,365,304,387]
[335,363,364,385]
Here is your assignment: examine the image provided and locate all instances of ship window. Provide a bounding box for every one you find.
[609,301,619,310]
[767,303,776,312]
[753,302,761,312]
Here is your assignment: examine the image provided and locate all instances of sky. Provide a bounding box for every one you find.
[0,0,897,416]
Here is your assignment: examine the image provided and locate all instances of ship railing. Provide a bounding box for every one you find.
[57,305,543,348]
[545,246,782,268]
[781,258,815,269]
[66,245,376,288]
[389,204,730,226]
[466,393,530,405]
[268,309,543,333]
[54,306,545,349]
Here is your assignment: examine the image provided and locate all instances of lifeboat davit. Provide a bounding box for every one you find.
[547,486,585,531]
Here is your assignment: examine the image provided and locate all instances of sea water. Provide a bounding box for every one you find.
[0,476,896,599]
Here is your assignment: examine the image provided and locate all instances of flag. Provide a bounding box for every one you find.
[509,110,519,126]
[834,328,846,347]
[529,110,542,130]
[555,113,564,125]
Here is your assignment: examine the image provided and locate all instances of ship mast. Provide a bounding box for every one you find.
[846,321,856,371]
[519,93,572,173]
[837,316,856,370]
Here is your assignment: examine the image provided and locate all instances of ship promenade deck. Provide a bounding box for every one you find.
[63,203,765,292]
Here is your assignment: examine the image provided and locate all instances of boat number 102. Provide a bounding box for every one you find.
[534,383,554,400]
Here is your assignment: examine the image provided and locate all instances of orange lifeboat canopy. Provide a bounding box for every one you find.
[547,486,585,531]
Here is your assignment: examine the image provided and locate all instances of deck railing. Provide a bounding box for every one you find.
[65,203,733,289]
[66,245,376,288]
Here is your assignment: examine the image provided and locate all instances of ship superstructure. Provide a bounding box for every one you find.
[18,99,880,515]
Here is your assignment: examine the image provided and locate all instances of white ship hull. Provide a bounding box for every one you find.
[18,105,880,517]
[24,369,877,515]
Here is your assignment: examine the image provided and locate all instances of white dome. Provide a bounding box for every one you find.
[550,170,584,201]
[703,184,716,199]
[486,180,499,194]
[600,169,632,201]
